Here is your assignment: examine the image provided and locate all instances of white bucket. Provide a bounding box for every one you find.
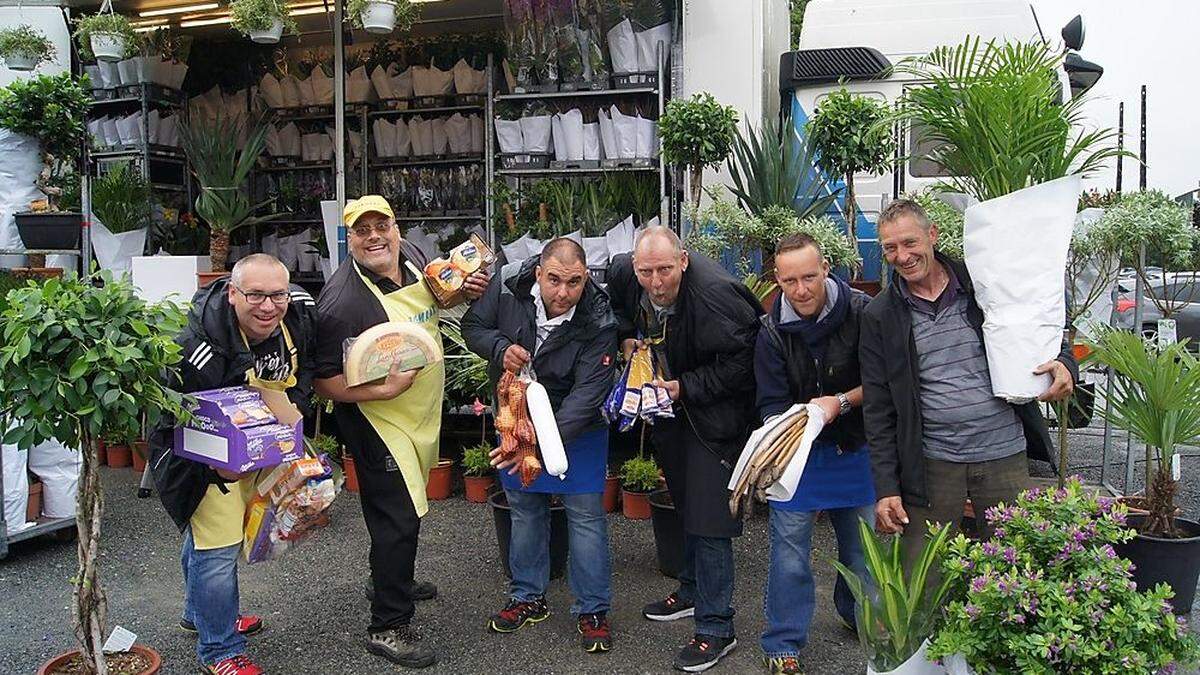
[4,52,39,71]
[90,33,126,62]
[248,18,284,44]
[361,1,397,34]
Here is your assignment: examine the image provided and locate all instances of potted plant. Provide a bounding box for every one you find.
[726,116,837,221]
[103,434,132,468]
[0,73,90,252]
[927,478,1200,672]
[426,458,454,501]
[347,0,420,35]
[806,87,894,279]
[230,0,297,45]
[461,442,494,503]
[0,270,187,675]
[833,520,953,674]
[1087,327,1200,613]
[0,24,55,71]
[91,162,151,274]
[74,5,136,62]
[178,113,279,275]
[620,454,658,520]
[659,91,739,210]
[312,433,353,492]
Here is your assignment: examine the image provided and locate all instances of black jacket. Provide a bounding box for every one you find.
[149,277,317,531]
[858,254,1078,506]
[461,257,617,445]
[756,276,870,452]
[606,251,762,454]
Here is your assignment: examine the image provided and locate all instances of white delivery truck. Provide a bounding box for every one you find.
[782,0,1102,280]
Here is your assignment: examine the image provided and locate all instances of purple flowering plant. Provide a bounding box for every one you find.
[928,477,1199,674]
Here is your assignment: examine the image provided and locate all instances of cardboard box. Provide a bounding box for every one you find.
[174,386,304,473]
[423,234,496,308]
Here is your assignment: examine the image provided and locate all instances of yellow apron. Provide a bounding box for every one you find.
[189,325,299,550]
[353,260,445,517]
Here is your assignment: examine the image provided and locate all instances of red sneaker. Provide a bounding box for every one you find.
[181,614,264,636]
[205,654,264,675]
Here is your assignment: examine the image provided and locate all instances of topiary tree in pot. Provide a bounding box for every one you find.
[659,91,739,210]
[0,271,188,674]
[0,72,90,212]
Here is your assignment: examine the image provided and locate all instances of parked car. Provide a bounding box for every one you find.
[1114,272,1200,345]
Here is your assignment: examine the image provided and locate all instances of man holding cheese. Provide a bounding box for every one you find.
[149,253,317,675]
[314,195,489,669]
[461,238,618,654]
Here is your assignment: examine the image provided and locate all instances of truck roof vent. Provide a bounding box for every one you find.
[779,47,891,92]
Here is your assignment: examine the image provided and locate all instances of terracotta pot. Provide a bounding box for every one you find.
[37,644,162,675]
[849,280,882,297]
[342,454,360,493]
[603,474,620,513]
[26,481,42,523]
[96,441,108,467]
[622,488,652,520]
[426,459,453,501]
[132,440,149,473]
[197,271,230,288]
[1071,342,1093,363]
[106,444,132,468]
[13,266,63,280]
[463,474,495,503]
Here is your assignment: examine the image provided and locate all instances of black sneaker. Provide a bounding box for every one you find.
[366,625,436,668]
[673,634,737,672]
[764,655,804,674]
[642,592,695,622]
[364,579,438,602]
[578,613,612,654]
[487,597,550,633]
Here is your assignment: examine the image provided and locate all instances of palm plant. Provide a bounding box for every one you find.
[1086,328,1200,537]
[894,37,1122,203]
[726,116,838,222]
[833,520,953,673]
[440,315,490,406]
[178,113,278,272]
[92,162,152,234]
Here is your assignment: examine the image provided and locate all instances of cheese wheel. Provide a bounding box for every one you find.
[525,380,568,478]
[344,321,441,386]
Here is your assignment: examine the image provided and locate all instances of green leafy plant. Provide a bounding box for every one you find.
[807,87,894,274]
[727,116,839,222]
[894,37,1122,203]
[311,433,342,463]
[1095,190,1194,319]
[93,162,152,234]
[789,0,809,49]
[0,271,187,674]
[602,172,660,226]
[178,112,278,272]
[440,315,490,408]
[762,205,862,272]
[74,12,137,62]
[462,442,494,477]
[0,72,91,211]
[1086,328,1200,537]
[1065,210,1124,337]
[912,191,965,260]
[660,91,739,209]
[832,520,951,673]
[620,455,659,492]
[230,0,298,37]
[346,0,421,32]
[742,272,778,304]
[929,478,1200,673]
[0,24,55,67]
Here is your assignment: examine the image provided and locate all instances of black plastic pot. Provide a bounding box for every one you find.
[650,488,685,579]
[1115,515,1200,614]
[489,491,568,580]
[14,212,82,250]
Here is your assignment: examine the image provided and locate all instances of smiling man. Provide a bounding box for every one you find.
[149,253,317,675]
[860,198,1078,569]
[461,237,618,654]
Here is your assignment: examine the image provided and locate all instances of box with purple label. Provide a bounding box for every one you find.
[173,386,304,473]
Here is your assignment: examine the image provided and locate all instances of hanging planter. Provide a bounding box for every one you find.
[346,0,420,35]
[247,19,284,45]
[74,4,136,63]
[0,25,55,72]
[230,0,298,45]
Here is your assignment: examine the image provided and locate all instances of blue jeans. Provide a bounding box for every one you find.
[181,528,244,666]
[760,504,875,658]
[506,488,611,615]
[676,534,736,638]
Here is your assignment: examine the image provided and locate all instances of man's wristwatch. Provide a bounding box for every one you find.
[836,392,851,415]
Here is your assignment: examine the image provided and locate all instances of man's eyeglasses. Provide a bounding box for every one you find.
[235,287,291,306]
[350,220,396,238]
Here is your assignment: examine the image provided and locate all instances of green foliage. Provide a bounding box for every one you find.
[620,455,659,492]
[832,520,952,672]
[178,113,277,235]
[0,72,90,209]
[765,207,862,271]
[461,443,493,476]
[0,271,187,455]
[742,272,778,304]
[1097,190,1193,269]
[93,163,152,234]
[912,192,965,260]
[74,12,136,61]
[928,478,1200,673]
[807,87,893,187]
[726,116,839,221]
[311,433,342,463]
[346,0,421,32]
[230,0,299,36]
[1079,188,1120,210]
[895,38,1122,203]
[0,24,55,65]
[660,92,739,171]
[440,315,491,408]
[789,0,809,49]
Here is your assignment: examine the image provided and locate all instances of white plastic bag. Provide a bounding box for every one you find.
[636,23,672,71]
[502,233,535,265]
[91,218,147,275]
[0,130,43,255]
[635,114,659,158]
[551,115,568,161]
[583,122,602,160]
[301,133,325,162]
[430,117,449,156]
[470,114,485,154]
[116,113,142,146]
[370,65,395,99]
[445,113,472,154]
[582,236,609,269]
[117,58,140,85]
[27,439,81,519]
[868,640,946,675]
[409,116,434,156]
[559,109,585,161]
[495,119,524,154]
[394,118,411,157]
[605,215,636,257]
[261,231,279,258]
[598,109,618,159]
[963,175,1081,403]
[607,18,639,73]
[373,118,396,157]
[403,227,442,263]
[609,106,638,158]
[520,115,553,153]
[98,61,120,88]
[2,442,30,534]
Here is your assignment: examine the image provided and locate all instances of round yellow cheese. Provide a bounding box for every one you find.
[344,321,441,386]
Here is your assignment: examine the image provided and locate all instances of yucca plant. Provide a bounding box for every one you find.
[832,520,953,673]
[92,162,152,234]
[742,272,778,304]
[440,315,490,406]
[178,113,279,272]
[894,37,1122,203]
[1086,328,1200,537]
[726,116,839,222]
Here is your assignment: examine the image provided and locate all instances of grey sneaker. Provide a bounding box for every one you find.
[366,625,436,668]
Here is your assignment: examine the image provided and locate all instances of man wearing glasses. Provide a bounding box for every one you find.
[314,195,489,669]
[150,253,317,675]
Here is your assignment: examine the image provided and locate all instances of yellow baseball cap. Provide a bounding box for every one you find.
[343,195,395,227]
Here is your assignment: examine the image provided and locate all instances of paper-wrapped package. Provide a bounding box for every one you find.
[431,117,449,156]
[98,61,120,88]
[88,119,106,148]
[370,65,395,99]
[636,23,671,71]
[452,59,487,94]
[346,66,373,104]
[116,112,142,146]
[445,114,472,154]
[413,63,454,96]
[279,123,301,156]
[394,118,411,157]
[607,19,639,73]
[391,66,414,99]
[373,118,396,157]
[279,76,303,108]
[409,116,434,156]
[260,73,285,109]
[520,115,553,153]
[266,125,285,156]
[146,110,161,145]
[495,119,524,154]
[470,115,485,154]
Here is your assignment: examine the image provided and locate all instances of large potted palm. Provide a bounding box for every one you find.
[0,271,187,675]
[1088,328,1200,613]
[91,162,152,275]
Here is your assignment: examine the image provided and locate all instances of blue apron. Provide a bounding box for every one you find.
[499,426,608,495]
[772,439,875,512]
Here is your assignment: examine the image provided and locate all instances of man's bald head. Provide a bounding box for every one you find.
[632,225,688,307]
[634,225,683,257]
[540,237,587,268]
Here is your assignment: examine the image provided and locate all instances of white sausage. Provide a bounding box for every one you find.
[524,380,568,478]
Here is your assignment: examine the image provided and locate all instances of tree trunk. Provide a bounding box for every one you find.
[209,230,230,273]
[689,166,704,212]
[844,173,859,280]
[75,434,108,674]
[1146,466,1179,538]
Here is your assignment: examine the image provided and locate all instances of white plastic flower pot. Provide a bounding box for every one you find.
[360,1,397,34]
[248,18,284,44]
[4,52,39,71]
[90,33,126,62]
[866,640,947,675]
